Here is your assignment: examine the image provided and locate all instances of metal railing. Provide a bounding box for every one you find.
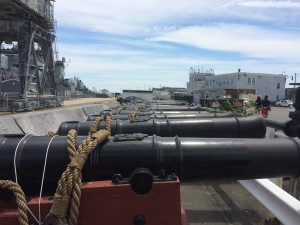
[239,179,300,225]
[0,92,19,110]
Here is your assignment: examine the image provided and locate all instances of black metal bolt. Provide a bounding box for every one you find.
[133,215,145,225]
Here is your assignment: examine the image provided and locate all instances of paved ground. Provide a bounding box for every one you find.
[181,180,276,225]
[63,97,118,108]
[267,106,290,122]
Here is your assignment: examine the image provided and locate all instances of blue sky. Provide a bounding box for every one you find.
[54,0,300,92]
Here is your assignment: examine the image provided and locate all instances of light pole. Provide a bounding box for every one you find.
[294,73,300,100]
[237,73,241,99]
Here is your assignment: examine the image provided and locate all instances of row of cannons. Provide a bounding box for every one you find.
[1,99,300,225]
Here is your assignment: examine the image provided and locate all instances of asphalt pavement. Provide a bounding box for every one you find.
[267,106,291,122]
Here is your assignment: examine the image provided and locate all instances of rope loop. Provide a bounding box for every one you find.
[45,112,112,225]
[129,106,141,121]
[0,180,29,225]
[117,105,126,114]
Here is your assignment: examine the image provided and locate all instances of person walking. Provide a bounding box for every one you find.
[261,95,271,118]
[255,96,262,114]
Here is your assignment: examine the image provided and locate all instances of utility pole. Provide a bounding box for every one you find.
[289,73,300,101]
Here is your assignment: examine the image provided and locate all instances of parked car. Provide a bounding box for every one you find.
[275,100,293,107]
[123,96,143,103]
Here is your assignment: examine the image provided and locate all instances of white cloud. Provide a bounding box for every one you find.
[150,24,300,60]
[237,0,300,9]
[54,0,299,35]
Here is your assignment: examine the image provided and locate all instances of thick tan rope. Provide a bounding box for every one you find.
[117,105,126,114]
[46,113,112,225]
[47,131,56,136]
[0,180,29,225]
[129,106,141,121]
[88,116,103,136]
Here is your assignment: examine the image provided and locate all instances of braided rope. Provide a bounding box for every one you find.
[46,113,112,225]
[129,106,141,121]
[117,105,126,114]
[47,131,56,136]
[0,180,29,225]
[89,116,103,136]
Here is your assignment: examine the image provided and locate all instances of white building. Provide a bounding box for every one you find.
[187,68,286,103]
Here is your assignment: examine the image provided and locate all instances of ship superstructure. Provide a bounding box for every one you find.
[0,0,66,111]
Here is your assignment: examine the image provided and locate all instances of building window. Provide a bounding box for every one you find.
[277,83,280,89]
[248,77,256,84]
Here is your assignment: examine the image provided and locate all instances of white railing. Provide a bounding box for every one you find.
[239,179,300,225]
[239,125,300,224]
[265,127,288,139]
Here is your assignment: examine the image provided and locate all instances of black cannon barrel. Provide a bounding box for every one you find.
[265,118,300,138]
[155,110,210,114]
[57,116,266,138]
[140,105,205,112]
[150,100,186,105]
[264,119,287,130]
[110,108,136,115]
[90,110,208,118]
[153,111,234,119]
[107,109,210,115]
[95,114,131,120]
[87,112,235,121]
[124,110,210,116]
[93,109,210,117]
[0,134,299,196]
[111,104,195,114]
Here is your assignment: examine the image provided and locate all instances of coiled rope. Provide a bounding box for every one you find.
[0,180,29,225]
[44,112,112,225]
